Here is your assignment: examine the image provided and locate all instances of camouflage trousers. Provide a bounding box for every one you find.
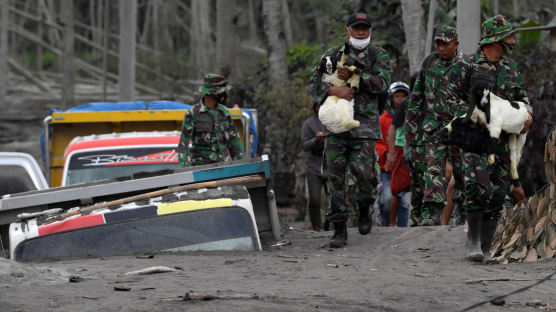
[450,146,464,206]
[406,144,426,210]
[423,134,464,207]
[461,151,510,212]
[323,135,379,223]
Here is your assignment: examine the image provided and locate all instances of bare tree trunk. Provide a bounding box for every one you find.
[400,0,426,75]
[37,5,43,72]
[91,0,103,61]
[281,0,292,46]
[314,13,324,44]
[216,0,237,77]
[262,0,287,85]
[512,0,519,19]
[457,0,480,55]
[488,0,499,15]
[0,0,9,107]
[152,0,161,89]
[61,0,75,109]
[118,0,137,101]
[140,0,152,45]
[102,0,109,101]
[247,0,257,43]
[493,0,499,15]
[425,0,437,56]
[190,0,213,72]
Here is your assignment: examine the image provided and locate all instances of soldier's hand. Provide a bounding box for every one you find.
[329,86,354,101]
[521,113,533,134]
[405,132,414,145]
[337,67,353,81]
[511,185,525,203]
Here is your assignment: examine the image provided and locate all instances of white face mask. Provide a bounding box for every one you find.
[348,28,371,50]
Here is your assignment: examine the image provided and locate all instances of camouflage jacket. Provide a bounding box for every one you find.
[177,100,244,167]
[405,51,465,139]
[443,51,532,117]
[308,43,392,139]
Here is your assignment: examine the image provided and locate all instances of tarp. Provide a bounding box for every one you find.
[65,101,191,111]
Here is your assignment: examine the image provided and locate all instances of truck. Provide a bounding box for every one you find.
[43,101,257,187]
[0,101,279,261]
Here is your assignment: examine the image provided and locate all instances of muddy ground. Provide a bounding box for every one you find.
[0,221,554,312]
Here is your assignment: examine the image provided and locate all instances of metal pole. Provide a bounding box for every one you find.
[102,0,109,101]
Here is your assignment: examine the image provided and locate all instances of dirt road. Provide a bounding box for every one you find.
[1,224,555,311]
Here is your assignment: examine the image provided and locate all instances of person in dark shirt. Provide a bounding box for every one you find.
[301,103,326,231]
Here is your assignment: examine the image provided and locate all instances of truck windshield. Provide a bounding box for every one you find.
[65,147,179,185]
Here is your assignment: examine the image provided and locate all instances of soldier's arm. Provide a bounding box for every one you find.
[405,57,428,136]
[177,111,194,167]
[358,47,392,93]
[308,48,336,105]
[225,113,245,160]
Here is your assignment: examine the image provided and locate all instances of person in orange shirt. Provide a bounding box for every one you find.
[375,82,410,226]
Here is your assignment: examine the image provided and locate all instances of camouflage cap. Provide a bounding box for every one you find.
[199,73,231,95]
[479,15,515,45]
[434,25,458,42]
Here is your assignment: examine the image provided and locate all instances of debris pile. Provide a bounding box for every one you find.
[491,127,556,263]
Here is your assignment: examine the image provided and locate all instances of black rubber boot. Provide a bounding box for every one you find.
[481,213,499,263]
[466,211,484,262]
[421,204,442,226]
[430,205,442,226]
[410,205,422,227]
[357,200,372,235]
[329,222,348,248]
[420,207,434,226]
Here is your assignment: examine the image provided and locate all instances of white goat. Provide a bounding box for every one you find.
[318,48,361,134]
[446,89,528,186]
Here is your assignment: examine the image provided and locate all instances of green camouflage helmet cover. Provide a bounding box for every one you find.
[434,25,458,42]
[479,15,515,45]
[199,73,231,95]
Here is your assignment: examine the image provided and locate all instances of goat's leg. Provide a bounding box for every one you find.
[347,73,360,91]
[508,134,520,187]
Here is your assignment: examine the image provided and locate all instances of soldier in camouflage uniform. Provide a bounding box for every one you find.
[405,26,465,226]
[177,74,244,167]
[308,12,392,248]
[442,16,533,262]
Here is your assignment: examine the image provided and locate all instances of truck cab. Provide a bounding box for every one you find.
[0,152,48,196]
[62,131,180,186]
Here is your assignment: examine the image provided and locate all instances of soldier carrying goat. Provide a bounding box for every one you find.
[440,15,533,264]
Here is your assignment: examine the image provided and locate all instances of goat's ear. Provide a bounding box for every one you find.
[319,57,327,72]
